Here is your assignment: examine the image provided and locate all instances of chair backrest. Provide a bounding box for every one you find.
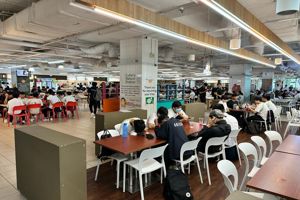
[264,131,282,156]
[228,128,242,139]
[13,105,27,113]
[205,136,228,154]
[52,102,64,108]
[238,142,258,190]
[138,144,168,169]
[66,101,77,107]
[180,137,202,161]
[275,106,282,117]
[27,103,41,109]
[251,136,267,166]
[286,111,293,121]
[291,108,299,118]
[97,129,120,140]
[217,160,238,193]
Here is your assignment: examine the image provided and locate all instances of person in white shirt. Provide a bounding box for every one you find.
[147,112,158,129]
[218,95,229,112]
[62,91,76,104]
[63,91,77,117]
[7,92,24,123]
[47,89,61,109]
[18,92,28,105]
[27,92,43,115]
[246,96,269,133]
[168,100,188,120]
[262,94,277,116]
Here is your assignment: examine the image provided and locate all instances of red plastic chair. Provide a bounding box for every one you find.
[66,101,79,119]
[7,105,30,128]
[27,104,44,123]
[51,102,66,122]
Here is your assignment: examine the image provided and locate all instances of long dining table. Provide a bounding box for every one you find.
[275,135,300,156]
[247,146,300,199]
[94,121,202,193]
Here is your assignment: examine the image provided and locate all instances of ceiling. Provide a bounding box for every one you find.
[0,0,299,79]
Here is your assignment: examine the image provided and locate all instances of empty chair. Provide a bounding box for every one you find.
[264,131,282,157]
[251,136,268,166]
[217,160,278,200]
[224,129,242,166]
[238,143,260,190]
[95,129,128,189]
[123,144,168,200]
[174,137,203,184]
[198,135,227,185]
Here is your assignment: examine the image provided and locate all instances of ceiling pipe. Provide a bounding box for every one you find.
[80,43,117,57]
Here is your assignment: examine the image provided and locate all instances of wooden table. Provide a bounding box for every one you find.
[247,151,300,200]
[276,135,300,156]
[94,135,166,155]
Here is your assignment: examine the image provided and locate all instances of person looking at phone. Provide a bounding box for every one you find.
[168,100,189,121]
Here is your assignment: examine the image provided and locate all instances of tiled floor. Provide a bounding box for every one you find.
[0,107,98,199]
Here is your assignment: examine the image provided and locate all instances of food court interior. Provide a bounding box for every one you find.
[1,0,300,200]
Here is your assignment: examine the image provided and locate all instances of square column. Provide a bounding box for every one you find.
[229,64,252,102]
[120,38,158,116]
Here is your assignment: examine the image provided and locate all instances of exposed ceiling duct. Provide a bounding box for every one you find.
[80,43,118,58]
[159,46,174,63]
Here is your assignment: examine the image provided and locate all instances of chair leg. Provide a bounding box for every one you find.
[94,160,101,181]
[206,157,211,185]
[123,163,126,192]
[195,157,203,184]
[116,161,120,189]
[188,163,191,174]
[236,145,242,166]
[160,168,163,184]
[139,172,145,200]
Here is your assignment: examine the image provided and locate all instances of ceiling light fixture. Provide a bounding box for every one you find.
[48,60,65,64]
[58,65,64,69]
[70,1,276,68]
[197,0,300,64]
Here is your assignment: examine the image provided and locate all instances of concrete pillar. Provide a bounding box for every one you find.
[120,37,158,116]
[229,64,252,102]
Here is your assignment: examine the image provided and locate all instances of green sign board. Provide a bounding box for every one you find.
[146,97,154,104]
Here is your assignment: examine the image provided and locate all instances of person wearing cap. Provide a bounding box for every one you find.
[195,109,231,154]
[168,100,189,120]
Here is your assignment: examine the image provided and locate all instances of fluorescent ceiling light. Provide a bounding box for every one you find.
[48,60,65,64]
[158,68,173,71]
[70,2,276,68]
[197,0,300,64]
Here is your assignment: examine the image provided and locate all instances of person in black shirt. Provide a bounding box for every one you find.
[155,107,190,167]
[227,93,239,110]
[198,83,208,103]
[194,109,231,153]
[227,93,247,129]
[87,82,98,118]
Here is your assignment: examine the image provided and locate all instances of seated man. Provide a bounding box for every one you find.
[195,109,231,153]
[27,92,43,116]
[155,107,190,167]
[262,94,277,115]
[168,100,188,120]
[7,92,24,123]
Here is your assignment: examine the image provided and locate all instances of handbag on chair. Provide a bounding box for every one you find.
[97,130,114,158]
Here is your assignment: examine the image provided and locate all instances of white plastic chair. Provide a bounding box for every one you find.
[198,135,227,185]
[238,143,260,190]
[217,160,278,200]
[174,137,203,184]
[94,129,128,189]
[225,129,242,166]
[250,136,268,166]
[123,144,168,200]
[264,131,282,157]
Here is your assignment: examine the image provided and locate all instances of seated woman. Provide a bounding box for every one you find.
[27,92,43,117]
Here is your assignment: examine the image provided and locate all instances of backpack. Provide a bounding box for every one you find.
[93,88,102,101]
[164,169,193,200]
